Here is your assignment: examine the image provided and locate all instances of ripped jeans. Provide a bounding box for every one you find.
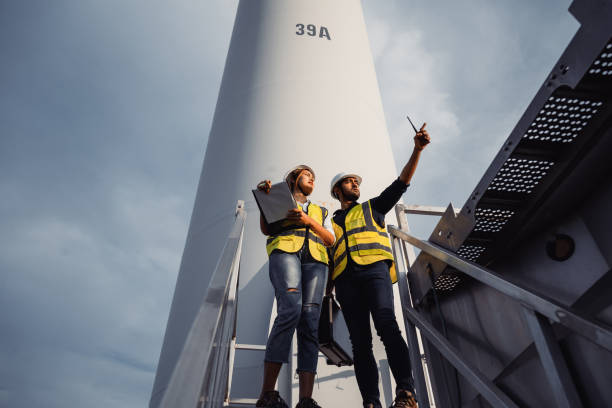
[264,251,327,373]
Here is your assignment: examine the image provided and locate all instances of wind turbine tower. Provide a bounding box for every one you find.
[151,1,404,406]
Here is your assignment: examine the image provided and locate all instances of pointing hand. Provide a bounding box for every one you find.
[414,123,430,151]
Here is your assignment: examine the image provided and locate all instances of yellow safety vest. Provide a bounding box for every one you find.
[331,200,397,282]
[266,203,329,264]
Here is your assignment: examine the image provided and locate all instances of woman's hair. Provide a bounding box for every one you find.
[287,169,302,192]
[287,168,314,193]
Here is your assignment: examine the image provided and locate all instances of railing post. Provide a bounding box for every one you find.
[225,200,245,404]
[521,307,583,408]
[392,204,432,407]
[390,234,432,408]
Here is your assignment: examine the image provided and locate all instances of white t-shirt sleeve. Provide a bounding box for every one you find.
[322,209,335,246]
[323,212,334,236]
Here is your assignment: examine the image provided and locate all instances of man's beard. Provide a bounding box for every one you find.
[342,188,360,202]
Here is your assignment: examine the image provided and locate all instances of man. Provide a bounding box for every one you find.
[329,124,430,408]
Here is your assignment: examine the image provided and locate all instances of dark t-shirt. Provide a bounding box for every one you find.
[333,178,408,274]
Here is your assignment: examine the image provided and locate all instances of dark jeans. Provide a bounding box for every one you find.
[335,261,414,407]
[265,251,327,373]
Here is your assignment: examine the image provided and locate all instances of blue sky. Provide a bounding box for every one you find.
[0,1,577,406]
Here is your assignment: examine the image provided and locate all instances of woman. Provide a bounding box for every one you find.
[255,165,335,408]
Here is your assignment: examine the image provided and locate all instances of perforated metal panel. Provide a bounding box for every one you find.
[487,158,554,195]
[523,96,603,143]
[457,36,612,266]
[427,33,612,285]
[456,244,486,262]
[473,208,515,233]
[588,40,612,77]
[433,273,461,292]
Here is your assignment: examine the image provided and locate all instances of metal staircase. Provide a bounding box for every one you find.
[156,201,298,408]
[388,204,612,408]
[386,0,612,405]
[153,0,612,405]
[156,201,249,408]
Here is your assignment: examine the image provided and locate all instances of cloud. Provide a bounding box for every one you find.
[363,0,576,236]
[0,0,578,406]
[0,186,182,407]
[0,1,239,405]
[365,14,466,235]
[0,346,153,407]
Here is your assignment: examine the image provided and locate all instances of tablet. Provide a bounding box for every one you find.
[252,182,297,224]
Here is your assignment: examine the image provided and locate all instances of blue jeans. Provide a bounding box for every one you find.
[265,251,328,373]
[335,261,414,407]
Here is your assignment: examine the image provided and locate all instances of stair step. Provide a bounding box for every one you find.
[227,397,258,407]
[235,343,266,351]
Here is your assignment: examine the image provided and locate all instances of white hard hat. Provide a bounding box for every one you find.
[330,172,362,199]
[284,164,315,183]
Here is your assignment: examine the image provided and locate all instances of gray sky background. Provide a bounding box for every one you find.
[0,1,577,407]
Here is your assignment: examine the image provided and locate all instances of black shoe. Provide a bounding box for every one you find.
[295,397,322,408]
[256,390,289,408]
[389,390,417,408]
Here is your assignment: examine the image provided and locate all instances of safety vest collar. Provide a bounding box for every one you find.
[333,201,359,218]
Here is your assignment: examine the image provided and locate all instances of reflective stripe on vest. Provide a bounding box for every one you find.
[331,201,396,283]
[266,203,329,264]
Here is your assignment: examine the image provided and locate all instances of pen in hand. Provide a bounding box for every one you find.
[407,115,430,150]
[406,115,419,133]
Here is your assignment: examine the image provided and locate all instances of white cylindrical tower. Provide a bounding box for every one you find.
[151,1,402,406]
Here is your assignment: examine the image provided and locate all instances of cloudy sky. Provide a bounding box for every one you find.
[0,0,577,406]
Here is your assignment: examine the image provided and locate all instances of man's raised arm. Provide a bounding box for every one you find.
[399,123,430,185]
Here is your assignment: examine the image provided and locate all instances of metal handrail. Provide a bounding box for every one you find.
[399,294,520,408]
[389,203,612,408]
[389,229,517,408]
[388,225,612,352]
[158,201,246,408]
[389,232,433,408]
